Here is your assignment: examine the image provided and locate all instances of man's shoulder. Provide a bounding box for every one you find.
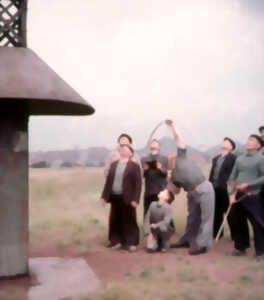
[149,201,158,211]
[226,152,237,161]
[128,160,140,168]
[110,160,119,168]
[212,154,220,161]
[257,151,264,161]
[236,152,246,160]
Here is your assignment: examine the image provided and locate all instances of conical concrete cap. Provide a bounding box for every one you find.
[0,47,95,115]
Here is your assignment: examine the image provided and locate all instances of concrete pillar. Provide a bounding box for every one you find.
[0,104,29,277]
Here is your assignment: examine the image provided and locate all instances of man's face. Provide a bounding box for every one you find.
[260,130,264,142]
[119,145,132,158]
[158,189,169,201]
[221,140,233,155]
[150,141,160,155]
[119,136,131,146]
[246,137,261,151]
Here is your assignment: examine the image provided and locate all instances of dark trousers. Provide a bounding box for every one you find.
[228,192,264,256]
[143,194,159,218]
[108,194,139,247]
[213,186,233,239]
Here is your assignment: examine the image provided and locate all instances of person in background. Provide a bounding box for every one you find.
[258,126,264,199]
[166,120,215,255]
[227,134,264,260]
[259,126,264,144]
[104,133,142,177]
[209,137,237,239]
[141,139,168,219]
[144,188,175,253]
[100,145,142,252]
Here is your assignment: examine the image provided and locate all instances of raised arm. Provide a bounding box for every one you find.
[165,119,186,149]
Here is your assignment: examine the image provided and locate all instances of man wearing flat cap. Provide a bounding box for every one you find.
[209,137,237,239]
[258,126,264,155]
[227,134,264,260]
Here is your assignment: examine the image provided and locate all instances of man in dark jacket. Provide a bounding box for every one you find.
[259,126,264,145]
[209,137,237,239]
[258,126,264,199]
[141,139,168,219]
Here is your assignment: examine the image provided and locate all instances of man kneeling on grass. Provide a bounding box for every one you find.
[144,188,175,253]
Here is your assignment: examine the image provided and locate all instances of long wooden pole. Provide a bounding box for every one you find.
[214,193,249,243]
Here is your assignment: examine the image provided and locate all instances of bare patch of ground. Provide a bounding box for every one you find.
[1,238,264,300]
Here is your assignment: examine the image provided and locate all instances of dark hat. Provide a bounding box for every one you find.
[118,133,133,144]
[250,134,264,148]
[224,137,236,150]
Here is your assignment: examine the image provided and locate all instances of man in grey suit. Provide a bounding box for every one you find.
[141,139,168,219]
[166,120,215,255]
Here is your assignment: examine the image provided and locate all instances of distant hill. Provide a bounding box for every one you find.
[30,137,209,166]
[30,147,109,166]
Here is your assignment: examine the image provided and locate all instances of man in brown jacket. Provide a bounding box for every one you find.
[101,145,142,252]
[104,133,142,177]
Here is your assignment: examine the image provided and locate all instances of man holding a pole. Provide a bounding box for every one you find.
[209,137,237,240]
[227,134,264,260]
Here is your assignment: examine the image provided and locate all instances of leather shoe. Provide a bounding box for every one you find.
[189,246,207,255]
[170,241,190,248]
[226,249,246,256]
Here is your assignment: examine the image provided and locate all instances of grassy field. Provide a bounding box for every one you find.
[1,166,264,300]
[29,166,190,253]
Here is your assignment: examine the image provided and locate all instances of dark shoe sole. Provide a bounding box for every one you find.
[170,242,190,248]
[189,247,207,255]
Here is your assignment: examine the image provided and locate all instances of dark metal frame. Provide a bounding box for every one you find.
[0,0,27,47]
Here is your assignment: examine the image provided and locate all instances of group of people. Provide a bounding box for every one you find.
[100,121,264,260]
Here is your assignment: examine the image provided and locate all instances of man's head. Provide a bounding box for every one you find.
[118,133,132,146]
[119,144,134,159]
[158,188,175,204]
[149,139,160,155]
[258,126,264,142]
[221,137,236,155]
[246,134,263,152]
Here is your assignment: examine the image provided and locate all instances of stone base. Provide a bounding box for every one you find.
[28,257,100,300]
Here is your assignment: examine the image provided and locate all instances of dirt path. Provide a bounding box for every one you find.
[27,239,258,286]
[1,239,263,300]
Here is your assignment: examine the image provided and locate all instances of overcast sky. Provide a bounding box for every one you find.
[27,0,264,151]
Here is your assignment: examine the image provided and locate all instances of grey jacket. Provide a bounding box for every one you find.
[144,201,175,236]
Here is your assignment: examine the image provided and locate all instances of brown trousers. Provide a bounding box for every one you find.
[108,194,139,247]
